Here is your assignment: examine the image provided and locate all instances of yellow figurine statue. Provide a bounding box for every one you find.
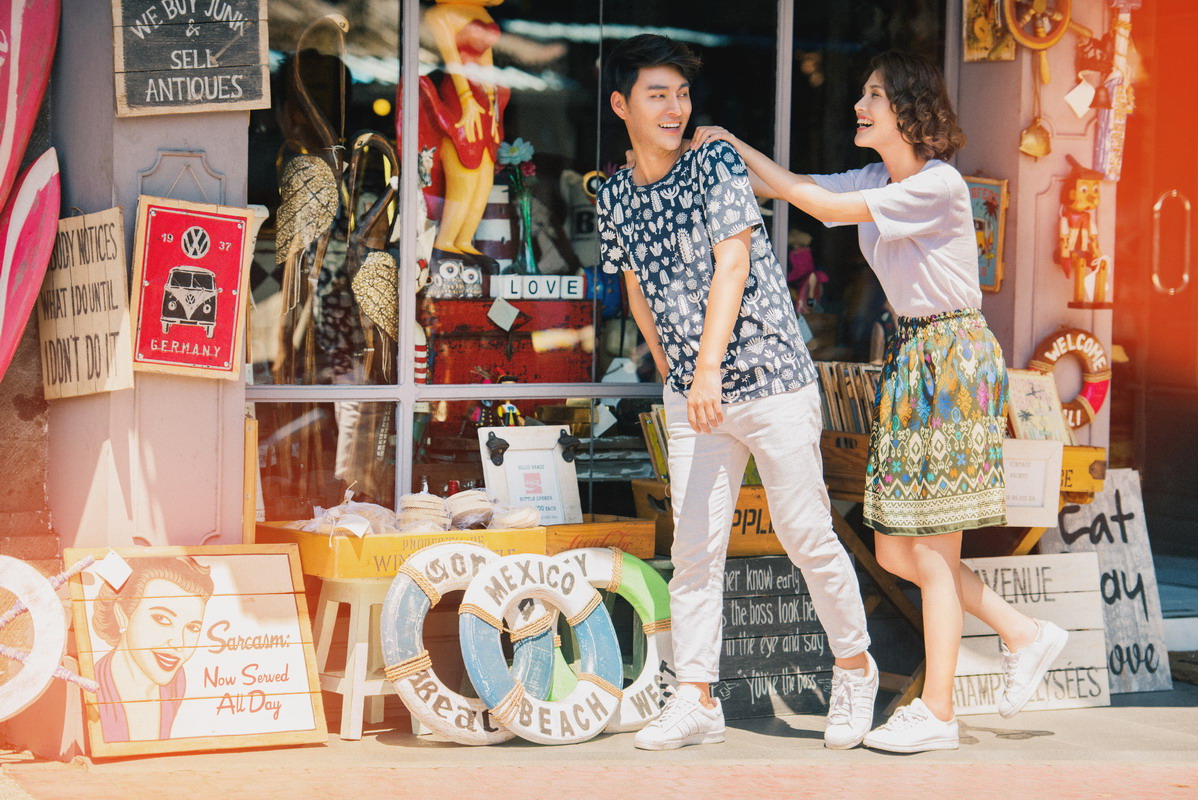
[1057,155,1111,308]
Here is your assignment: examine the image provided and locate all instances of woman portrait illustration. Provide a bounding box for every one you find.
[88,557,214,742]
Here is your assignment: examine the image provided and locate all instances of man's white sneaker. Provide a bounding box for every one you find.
[997,619,1069,718]
[633,684,725,751]
[862,698,959,753]
[824,652,879,749]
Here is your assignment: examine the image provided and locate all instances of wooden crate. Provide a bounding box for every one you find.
[545,514,656,560]
[1061,445,1107,496]
[630,479,783,557]
[821,430,870,499]
[255,522,547,579]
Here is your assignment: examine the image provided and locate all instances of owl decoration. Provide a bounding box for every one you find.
[425,258,466,298]
[461,263,484,298]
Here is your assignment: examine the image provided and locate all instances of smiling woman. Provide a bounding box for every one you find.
[90,558,215,742]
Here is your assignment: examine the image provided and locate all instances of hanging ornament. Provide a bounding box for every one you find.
[1094,0,1141,181]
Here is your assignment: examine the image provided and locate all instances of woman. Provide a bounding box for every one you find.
[90,557,214,742]
[690,51,1068,753]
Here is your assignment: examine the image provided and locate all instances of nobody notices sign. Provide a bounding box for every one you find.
[36,208,134,399]
[112,0,270,117]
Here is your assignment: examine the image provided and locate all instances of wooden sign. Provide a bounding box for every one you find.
[36,208,134,399]
[129,195,254,379]
[709,556,835,720]
[66,545,327,758]
[111,0,270,117]
[954,553,1110,715]
[1040,469,1174,694]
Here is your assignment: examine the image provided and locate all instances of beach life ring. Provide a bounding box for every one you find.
[380,542,555,745]
[459,553,623,745]
[0,556,67,721]
[1026,326,1111,429]
[549,548,676,733]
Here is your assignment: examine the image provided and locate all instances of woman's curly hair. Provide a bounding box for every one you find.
[91,557,214,647]
[869,51,966,161]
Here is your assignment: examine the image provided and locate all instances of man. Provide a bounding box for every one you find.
[597,34,877,751]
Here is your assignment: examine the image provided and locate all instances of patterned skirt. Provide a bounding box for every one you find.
[864,308,1008,536]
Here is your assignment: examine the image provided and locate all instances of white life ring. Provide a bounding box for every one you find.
[552,548,675,732]
[459,553,623,745]
[0,556,67,721]
[380,542,555,745]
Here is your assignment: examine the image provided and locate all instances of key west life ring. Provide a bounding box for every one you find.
[1026,327,1111,429]
[459,553,622,744]
[550,548,675,732]
[380,542,555,745]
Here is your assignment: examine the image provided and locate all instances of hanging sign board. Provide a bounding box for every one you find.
[129,195,254,379]
[65,545,327,758]
[111,0,270,117]
[1040,468,1174,694]
[36,208,134,399]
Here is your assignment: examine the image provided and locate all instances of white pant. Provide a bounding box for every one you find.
[664,382,870,683]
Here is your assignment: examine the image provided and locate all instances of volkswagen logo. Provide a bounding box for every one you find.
[181,226,211,259]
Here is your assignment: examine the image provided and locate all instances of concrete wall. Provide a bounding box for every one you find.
[958,0,1114,448]
[46,0,248,549]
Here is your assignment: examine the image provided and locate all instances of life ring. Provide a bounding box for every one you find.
[380,542,555,745]
[550,548,676,733]
[459,553,623,745]
[1026,327,1111,429]
[0,556,67,721]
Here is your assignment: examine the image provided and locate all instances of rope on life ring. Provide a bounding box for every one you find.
[0,556,67,721]
[379,542,555,745]
[550,548,676,733]
[1026,326,1111,430]
[459,553,623,745]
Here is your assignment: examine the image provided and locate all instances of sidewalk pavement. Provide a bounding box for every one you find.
[3,681,1196,800]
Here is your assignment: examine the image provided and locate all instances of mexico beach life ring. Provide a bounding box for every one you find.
[1026,327,1111,429]
[550,548,676,733]
[380,542,555,745]
[459,553,622,744]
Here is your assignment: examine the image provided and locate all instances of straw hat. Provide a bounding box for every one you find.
[276,155,337,264]
[351,251,399,339]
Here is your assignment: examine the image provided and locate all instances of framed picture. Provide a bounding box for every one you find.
[1006,369,1075,443]
[65,545,327,758]
[129,195,256,380]
[963,0,1016,62]
[477,425,583,525]
[1001,438,1064,527]
[965,174,1009,292]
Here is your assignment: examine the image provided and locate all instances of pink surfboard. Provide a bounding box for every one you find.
[0,146,59,382]
[0,0,61,211]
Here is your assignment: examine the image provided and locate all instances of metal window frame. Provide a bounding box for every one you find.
[244,0,804,501]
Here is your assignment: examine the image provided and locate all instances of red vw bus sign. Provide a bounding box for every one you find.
[130,196,254,379]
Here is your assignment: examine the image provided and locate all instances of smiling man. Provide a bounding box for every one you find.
[597,34,877,751]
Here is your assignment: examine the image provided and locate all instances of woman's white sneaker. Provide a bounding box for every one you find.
[862,698,959,753]
[633,684,726,751]
[824,652,879,749]
[997,619,1069,718]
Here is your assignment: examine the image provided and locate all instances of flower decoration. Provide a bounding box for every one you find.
[495,138,539,274]
[497,138,535,166]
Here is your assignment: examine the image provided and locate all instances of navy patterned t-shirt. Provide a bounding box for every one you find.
[597,140,816,403]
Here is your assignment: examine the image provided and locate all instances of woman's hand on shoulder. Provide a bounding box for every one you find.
[690,126,740,152]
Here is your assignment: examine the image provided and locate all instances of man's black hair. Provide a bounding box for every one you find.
[604,34,702,99]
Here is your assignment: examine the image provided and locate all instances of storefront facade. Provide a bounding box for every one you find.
[27,0,1136,552]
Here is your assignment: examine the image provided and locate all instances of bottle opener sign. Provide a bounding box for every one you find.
[129,196,255,379]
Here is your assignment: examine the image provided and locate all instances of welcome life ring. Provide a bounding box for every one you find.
[1026,327,1111,429]
[550,548,676,733]
[380,542,555,745]
[459,553,623,745]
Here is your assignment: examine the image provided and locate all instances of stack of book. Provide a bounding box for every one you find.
[814,361,883,435]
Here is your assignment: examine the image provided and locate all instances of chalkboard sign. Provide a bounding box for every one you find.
[954,553,1110,715]
[37,208,135,399]
[66,545,327,758]
[1040,469,1174,694]
[112,1,270,117]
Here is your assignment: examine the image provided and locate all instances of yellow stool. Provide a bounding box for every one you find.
[310,577,394,740]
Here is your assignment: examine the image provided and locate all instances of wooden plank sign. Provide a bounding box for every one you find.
[111,0,269,117]
[66,545,327,758]
[1040,468,1174,694]
[36,208,134,399]
[954,553,1110,715]
[129,195,254,379]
